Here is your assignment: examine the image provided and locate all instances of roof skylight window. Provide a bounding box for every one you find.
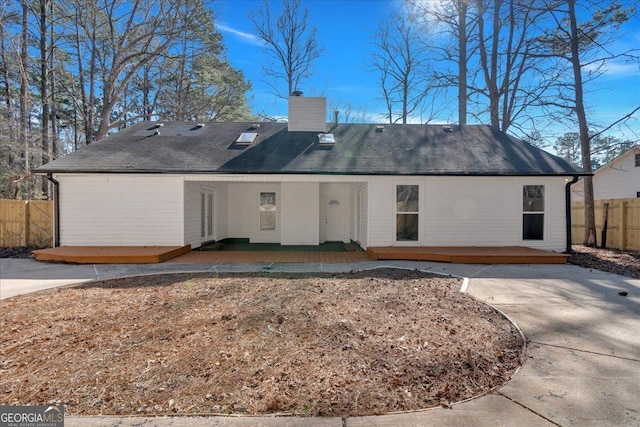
[236,132,258,145]
[318,133,335,145]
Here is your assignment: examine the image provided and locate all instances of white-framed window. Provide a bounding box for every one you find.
[523,185,544,240]
[396,184,419,241]
[259,191,277,231]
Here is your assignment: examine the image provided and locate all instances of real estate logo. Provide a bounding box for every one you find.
[0,405,64,427]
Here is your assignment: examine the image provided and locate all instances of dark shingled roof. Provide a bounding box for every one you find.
[35,121,586,176]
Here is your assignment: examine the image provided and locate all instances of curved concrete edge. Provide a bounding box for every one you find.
[5,260,638,426]
[2,260,529,424]
[64,415,343,427]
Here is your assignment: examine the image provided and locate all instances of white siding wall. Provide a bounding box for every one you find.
[183,182,200,247]
[572,150,640,200]
[57,174,184,246]
[287,96,327,132]
[227,182,281,243]
[352,183,369,248]
[282,182,320,245]
[425,177,519,246]
[56,173,569,251]
[368,180,393,246]
[367,176,568,252]
[184,182,228,248]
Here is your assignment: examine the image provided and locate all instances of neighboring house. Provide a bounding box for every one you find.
[572,145,640,201]
[35,97,586,253]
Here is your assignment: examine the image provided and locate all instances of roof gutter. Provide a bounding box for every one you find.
[46,174,60,247]
[34,169,591,177]
[565,175,579,253]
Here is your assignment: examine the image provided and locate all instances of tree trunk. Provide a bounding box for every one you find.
[457,1,468,126]
[86,21,97,145]
[567,0,596,246]
[40,0,50,197]
[142,65,151,121]
[19,0,30,199]
[49,0,58,161]
[1,33,14,142]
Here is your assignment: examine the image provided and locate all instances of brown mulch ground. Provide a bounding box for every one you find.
[0,246,37,259]
[0,269,525,417]
[569,245,640,279]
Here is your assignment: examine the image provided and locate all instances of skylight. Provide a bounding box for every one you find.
[318,133,335,145]
[236,132,258,145]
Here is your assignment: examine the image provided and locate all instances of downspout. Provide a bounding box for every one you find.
[46,173,60,247]
[565,175,579,253]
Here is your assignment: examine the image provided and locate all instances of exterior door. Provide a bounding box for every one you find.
[324,197,344,242]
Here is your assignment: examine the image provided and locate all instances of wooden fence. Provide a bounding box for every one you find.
[572,198,640,251]
[0,199,53,247]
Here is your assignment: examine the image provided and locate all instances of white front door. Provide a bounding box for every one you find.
[324,196,344,242]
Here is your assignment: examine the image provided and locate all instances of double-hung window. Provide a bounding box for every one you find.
[260,192,276,231]
[523,185,544,240]
[396,185,419,241]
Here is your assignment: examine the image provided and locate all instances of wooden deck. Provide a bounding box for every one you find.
[367,246,569,264]
[33,245,191,264]
[32,245,568,265]
[168,250,372,264]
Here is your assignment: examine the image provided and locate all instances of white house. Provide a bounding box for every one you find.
[36,97,586,254]
[571,145,640,201]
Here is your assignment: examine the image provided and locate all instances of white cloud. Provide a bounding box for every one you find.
[217,23,264,47]
[584,59,640,77]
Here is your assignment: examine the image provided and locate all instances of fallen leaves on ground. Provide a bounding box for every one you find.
[569,245,640,279]
[0,269,524,416]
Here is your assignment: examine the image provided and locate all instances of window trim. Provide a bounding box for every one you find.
[259,190,277,232]
[522,184,545,241]
[395,183,421,244]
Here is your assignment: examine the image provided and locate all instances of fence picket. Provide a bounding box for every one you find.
[572,198,640,251]
[0,199,53,247]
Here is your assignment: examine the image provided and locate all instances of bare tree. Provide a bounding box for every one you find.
[19,0,30,197]
[369,10,437,124]
[38,0,50,196]
[408,0,475,125]
[472,0,548,133]
[534,0,638,246]
[456,0,469,125]
[65,0,210,142]
[250,0,324,97]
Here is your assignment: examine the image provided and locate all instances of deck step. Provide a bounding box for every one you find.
[33,245,191,264]
[366,246,568,264]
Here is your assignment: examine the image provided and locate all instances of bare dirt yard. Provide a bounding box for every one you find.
[0,269,524,417]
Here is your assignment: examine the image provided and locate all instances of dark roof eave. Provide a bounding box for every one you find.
[33,168,590,177]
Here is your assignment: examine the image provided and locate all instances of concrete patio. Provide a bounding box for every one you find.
[0,258,638,426]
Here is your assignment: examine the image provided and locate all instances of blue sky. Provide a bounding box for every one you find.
[214,0,640,144]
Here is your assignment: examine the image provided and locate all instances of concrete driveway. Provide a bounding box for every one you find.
[1,259,638,426]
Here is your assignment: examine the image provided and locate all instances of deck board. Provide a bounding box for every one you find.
[367,246,568,264]
[32,245,568,265]
[33,246,191,264]
[168,250,371,264]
